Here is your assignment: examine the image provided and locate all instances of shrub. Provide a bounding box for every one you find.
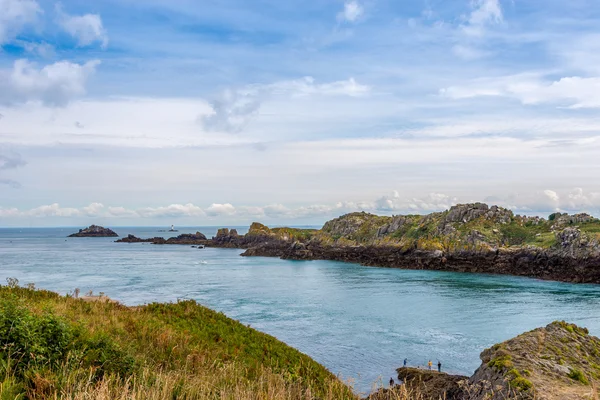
[567,368,589,385]
[487,354,513,371]
[80,333,135,379]
[510,376,533,391]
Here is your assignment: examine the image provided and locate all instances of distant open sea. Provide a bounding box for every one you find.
[3,226,600,393]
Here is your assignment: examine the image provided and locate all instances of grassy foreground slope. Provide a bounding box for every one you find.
[0,283,356,399]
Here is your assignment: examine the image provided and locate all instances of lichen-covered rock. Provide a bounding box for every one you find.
[388,322,600,400]
[555,228,600,258]
[551,213,597,230]
[68,225,118,237]
[468,321,600,400]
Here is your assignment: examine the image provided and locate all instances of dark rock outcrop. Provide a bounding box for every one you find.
[68,225,118,237]
[383,322,600,400]
[116,232,208,245]
[116,234,156,243]
[395,368,467,400]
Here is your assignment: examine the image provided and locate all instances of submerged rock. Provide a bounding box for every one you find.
[68,225,118,237]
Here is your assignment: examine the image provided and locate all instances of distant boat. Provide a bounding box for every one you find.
[159,224,179,233]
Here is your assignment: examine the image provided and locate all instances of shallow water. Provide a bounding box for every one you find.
[2,227,600,393]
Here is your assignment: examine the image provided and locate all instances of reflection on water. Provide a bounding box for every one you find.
[2,227,600,393]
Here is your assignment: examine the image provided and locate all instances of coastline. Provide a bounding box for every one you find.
[3,283,599,399]
[115,203,600,284]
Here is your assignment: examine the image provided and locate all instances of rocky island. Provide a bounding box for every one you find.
[117,203,600,284]
[68,225,118,237]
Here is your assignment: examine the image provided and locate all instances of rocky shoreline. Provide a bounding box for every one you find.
[370,321,600,400]
[115,203,600,284]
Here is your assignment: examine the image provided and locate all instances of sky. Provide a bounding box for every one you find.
[1,0,600,227]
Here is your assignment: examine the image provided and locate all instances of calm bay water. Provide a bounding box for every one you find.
[2,226,600,393]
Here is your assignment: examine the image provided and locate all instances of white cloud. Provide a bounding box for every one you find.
[374,192,459,213]
[468,0,502,26]
[486,189,600,215]
[199,89,261,133]
[107,206,137,217]
[452,44,489,60]
[461,0,503,36]
[4,189,600,223]
[440,74,600,109]
[56,3,108,48]
[199,76,369,134]
[205,203,236,217]
[28,203,81,217]
[137,204,205,218]
[271,77,370,97]
[18,41,55,57]
[82,202,104,217]
[0,59,100,107]
[337,1,363,23]
[0,0,41,45]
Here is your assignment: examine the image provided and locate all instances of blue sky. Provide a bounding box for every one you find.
[1,0,600,226]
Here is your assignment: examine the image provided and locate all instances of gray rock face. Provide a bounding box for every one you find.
[551,213,597,230]
[555,227,600,258]
[377,215,409,237]
[322,212,379,238]
[444,203,513,225]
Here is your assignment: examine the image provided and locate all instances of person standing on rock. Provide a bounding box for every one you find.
[437,361,442,372]
[428,360,432,370]
[403,358,408,367]
[389,377,394,387]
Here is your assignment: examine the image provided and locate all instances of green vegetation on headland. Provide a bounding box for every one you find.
[117,203,600,283]
[119,202,600,255]
[316,204,600,252]
[0,281,354,399]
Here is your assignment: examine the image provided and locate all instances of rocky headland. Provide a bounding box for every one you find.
[68,225,118,237]
[375,321,600,400]
[116,203,600,284]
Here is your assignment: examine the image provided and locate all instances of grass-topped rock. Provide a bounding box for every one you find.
[470,321,600,399]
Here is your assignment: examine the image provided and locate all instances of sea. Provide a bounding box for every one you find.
[2,226,600,393]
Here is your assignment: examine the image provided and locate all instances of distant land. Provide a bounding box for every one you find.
[118,203,600,284]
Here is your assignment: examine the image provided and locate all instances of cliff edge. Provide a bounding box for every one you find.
[382,322,600,400]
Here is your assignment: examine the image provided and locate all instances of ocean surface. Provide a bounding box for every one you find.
[2,226,600,393]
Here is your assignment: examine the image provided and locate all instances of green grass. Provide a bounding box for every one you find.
[0,284,355,399]
[487,354,513,371]
[567,368,589,385]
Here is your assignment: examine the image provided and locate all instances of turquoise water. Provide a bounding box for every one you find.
[2,227,600,393]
